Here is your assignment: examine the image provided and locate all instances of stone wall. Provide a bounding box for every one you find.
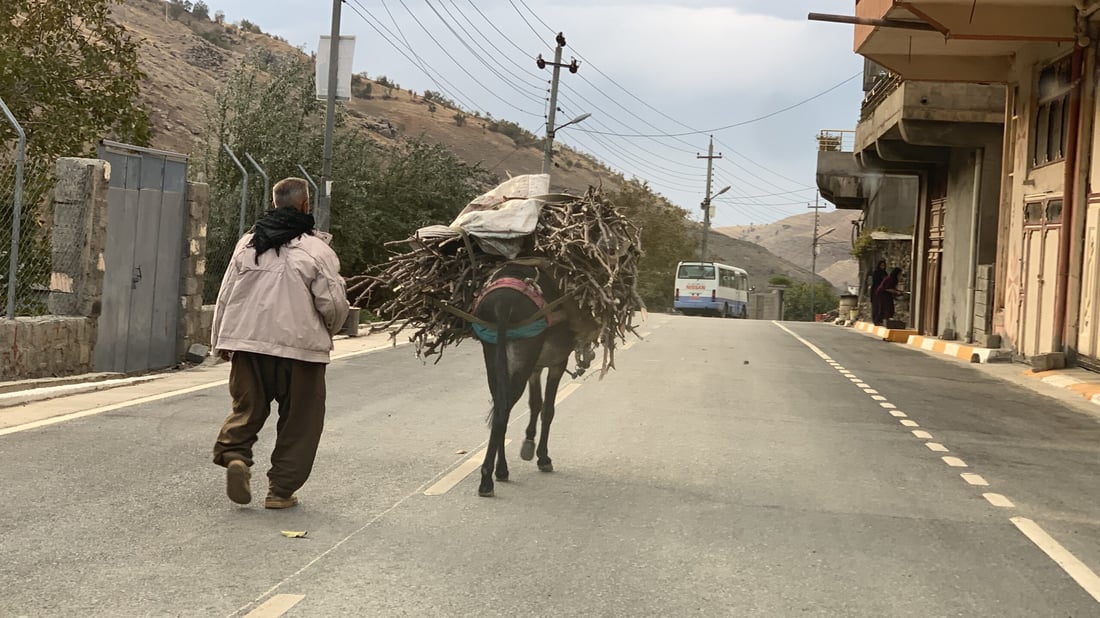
[0,317,96,380]
[856,236,913,327]
[1,158,109,380]
[177,182,210,358]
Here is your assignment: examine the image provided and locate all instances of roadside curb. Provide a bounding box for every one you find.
[853,320,1010,363]
[0,326,404,410]
[848,321,1100,408]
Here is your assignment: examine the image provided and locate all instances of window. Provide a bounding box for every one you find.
[1032,55,1073,167]
[678,264,715,280]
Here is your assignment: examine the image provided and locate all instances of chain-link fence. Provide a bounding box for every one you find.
[202,151,274,304]
[1,103,57,318]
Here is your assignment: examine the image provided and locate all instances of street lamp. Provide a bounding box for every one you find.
[699,185,731,260]
[543,112,591,173]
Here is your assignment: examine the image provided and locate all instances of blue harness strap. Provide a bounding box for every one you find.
[471,318,549,343]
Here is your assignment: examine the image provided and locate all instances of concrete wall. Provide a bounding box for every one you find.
[865,174,919,233]
[749,289,784,321]
[1,158,109,380]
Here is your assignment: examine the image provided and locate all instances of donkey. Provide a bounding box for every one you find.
[471,260,597,497]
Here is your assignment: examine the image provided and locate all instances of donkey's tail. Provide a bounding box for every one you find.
[488,317,510,426]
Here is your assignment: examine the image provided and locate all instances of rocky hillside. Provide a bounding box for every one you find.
[111,0,828,286]
[718,208,861,291]
[112,0,615,196]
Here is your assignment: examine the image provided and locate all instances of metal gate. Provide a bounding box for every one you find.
[94,141,189,373]
[1018,198,1062,357]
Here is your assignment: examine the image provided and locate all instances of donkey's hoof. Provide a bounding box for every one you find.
[478,487,495,497]
[520,440,536,461]
[495,472,509,482]
[538,462,554,472]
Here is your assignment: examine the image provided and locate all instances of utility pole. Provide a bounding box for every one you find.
[809,191,825,320]
[318,0,342,233]
[538,33,580,174]
[697,135,722,260]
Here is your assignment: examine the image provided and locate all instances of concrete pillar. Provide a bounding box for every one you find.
[177,181,211,360]
[47,158,110,318]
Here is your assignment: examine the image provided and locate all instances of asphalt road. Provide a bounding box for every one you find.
[2,315,1100,617]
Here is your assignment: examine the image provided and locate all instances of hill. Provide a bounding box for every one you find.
[717,208,861,291]
[112,0,615,196]
[107,0,819,291]
[694,226,832,289]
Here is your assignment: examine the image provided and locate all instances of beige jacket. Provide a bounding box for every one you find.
[211,231,350,364]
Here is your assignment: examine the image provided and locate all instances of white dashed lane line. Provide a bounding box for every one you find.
[772,321,1100,608]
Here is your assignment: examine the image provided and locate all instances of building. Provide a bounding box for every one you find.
[814,0,1100,369]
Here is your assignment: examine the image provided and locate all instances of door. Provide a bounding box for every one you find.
[1077,201,1100,364]
[919,173,946,334]
[94,143,189,373]
[1019,199,1062,357]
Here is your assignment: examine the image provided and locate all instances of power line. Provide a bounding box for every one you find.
[421,0,546,104]
[576,73,862,138]
[347,0,479,112]
[376,0,543,117]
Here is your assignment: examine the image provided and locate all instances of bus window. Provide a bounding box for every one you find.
[678,264,715,279]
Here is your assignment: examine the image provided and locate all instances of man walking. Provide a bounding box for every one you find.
[211,177,349,509]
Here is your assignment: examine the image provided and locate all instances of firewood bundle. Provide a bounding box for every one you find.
[345,186,646,374]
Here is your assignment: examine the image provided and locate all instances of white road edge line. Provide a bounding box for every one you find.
[771,322,831,360]
[0,342,405,438]
[242,594,305,618]
[229,375,584,617]
[422,382,582,497]
[423,441,512,496]
[912,430,933,440]
[961,473,989,486]
[900,420,920,427]
[1011,516,1100,603]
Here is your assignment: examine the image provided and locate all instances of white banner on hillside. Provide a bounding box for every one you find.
[316,35,356,101]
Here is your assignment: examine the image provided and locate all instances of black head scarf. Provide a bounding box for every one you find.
[248,206,315,263]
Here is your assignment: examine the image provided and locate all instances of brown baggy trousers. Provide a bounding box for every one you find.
[212,351,327,497]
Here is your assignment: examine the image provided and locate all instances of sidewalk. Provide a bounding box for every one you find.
[848,320,1100,409]
[0,329,408,434]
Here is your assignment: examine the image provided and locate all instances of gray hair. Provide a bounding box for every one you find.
[272,177,310,211]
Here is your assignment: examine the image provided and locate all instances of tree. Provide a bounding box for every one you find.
[1,0,149,312]
[214,10,225,24]
[191,0,210,19]
[782,281,839,321]
[0,0,150,163]
[197,50,483,298]
[769,275,792,286]
[608,180,695,312]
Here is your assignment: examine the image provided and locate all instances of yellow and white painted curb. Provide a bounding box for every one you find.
[853,321,1008,363]
[853,320,918,343]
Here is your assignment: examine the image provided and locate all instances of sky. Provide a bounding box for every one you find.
[203,0,862,227]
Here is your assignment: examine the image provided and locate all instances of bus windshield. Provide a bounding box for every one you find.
[678,264,715,280]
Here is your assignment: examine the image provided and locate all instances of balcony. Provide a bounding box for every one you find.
[816,130,870,210]
[852,0,1076,82]
[856,79,1005,156]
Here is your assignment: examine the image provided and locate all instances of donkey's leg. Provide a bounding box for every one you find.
[496,342,541,481]
[479,342,517,496]
[536,361,568,472]
[521,370,543,461]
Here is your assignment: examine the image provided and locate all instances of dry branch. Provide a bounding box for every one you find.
[349,186,645,374]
